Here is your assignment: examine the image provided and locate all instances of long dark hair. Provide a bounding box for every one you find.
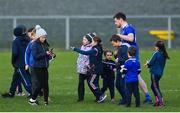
[155,40,170,59]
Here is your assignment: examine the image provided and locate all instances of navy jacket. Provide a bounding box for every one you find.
[32,40,50,68]
[147,50,166,76]
[116,43,129,70]
[102,59,116,78]
[74,44,103,74]
[12,36,29,68]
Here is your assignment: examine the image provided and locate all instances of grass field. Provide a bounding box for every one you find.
[0,49,180,112]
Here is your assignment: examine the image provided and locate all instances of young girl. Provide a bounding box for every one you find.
[72,36,107,103]
[101,50,116,102]
[76,33,95,102]
[28,26,55,106]
[145,40,170,107]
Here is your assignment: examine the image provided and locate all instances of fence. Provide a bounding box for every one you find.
[0,15,180,50]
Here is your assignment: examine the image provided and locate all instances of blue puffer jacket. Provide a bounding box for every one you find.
[31,40,51,68]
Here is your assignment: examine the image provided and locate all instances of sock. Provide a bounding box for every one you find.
[155,96,159,103]
[145,92,151,100]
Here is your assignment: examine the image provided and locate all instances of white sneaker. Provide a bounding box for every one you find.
[17,92,25,96]
[97,94,107,103]
[28,98,39,105]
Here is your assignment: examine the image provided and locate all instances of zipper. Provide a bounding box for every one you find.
[41,44,48,67]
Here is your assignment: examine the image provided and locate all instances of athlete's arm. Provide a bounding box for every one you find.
[117,33,134,42]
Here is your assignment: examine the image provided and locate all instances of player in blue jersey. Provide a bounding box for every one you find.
[121,46,141,107]
[113,12,152,103]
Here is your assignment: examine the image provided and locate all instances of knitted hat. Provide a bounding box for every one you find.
[85,32,96,43]
[35,25,47,38]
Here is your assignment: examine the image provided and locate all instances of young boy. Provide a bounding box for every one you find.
[1,25,32,98]
[110,34,129,105]
[101,50,116,102]
[121,46,141,107]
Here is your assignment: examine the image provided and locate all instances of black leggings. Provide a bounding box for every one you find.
[31,68,49,102]
[78,74,88,100]
[151,74,163,103]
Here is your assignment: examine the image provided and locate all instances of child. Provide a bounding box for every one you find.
[110,34,129,105]
[1,25,32,98]
[101,50,116,102]
[145,40,169,107]
[28,25,55,106]
[72,36,107,103]
[76,33,95,102]
[121,46,141,107]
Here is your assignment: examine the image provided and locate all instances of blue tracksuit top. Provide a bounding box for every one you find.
[25,40,34,67]
[120,24,139,60]
[147,50,166,76]
[123,57,141,83]
[74,44,103,74]
[12,36,29,68]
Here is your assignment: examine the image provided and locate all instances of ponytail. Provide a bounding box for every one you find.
[155,40,170,59]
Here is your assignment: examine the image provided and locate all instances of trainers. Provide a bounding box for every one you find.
[27,94,32,98]
[97,94,107,103]
[1,92,14,98]
[17,92,25,96]
[44,101,48,106]
[111,98,115,102]
[28,98,39,105]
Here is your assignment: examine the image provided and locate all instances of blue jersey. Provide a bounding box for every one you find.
[123,57,141,83]
[120,24,139,60]
[147,50,166,76]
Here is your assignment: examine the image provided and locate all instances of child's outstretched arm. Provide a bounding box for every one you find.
[71,47,97,55]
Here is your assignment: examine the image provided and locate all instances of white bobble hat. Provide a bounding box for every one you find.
[35,25,47,38]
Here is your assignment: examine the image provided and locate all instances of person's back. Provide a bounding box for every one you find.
[89,44,103,74]
[12,25,29,68]
[121,24,137,47]
[148,50,166,76]
[123,57,140,83]
[116,43,129,70]
[121,46,141,107]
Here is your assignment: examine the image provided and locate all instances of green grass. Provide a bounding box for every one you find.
[0,49,180,112]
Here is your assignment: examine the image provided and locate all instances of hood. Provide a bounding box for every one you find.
[13,25,27,37]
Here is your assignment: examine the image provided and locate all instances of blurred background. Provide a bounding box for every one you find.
[0,0,180,50]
